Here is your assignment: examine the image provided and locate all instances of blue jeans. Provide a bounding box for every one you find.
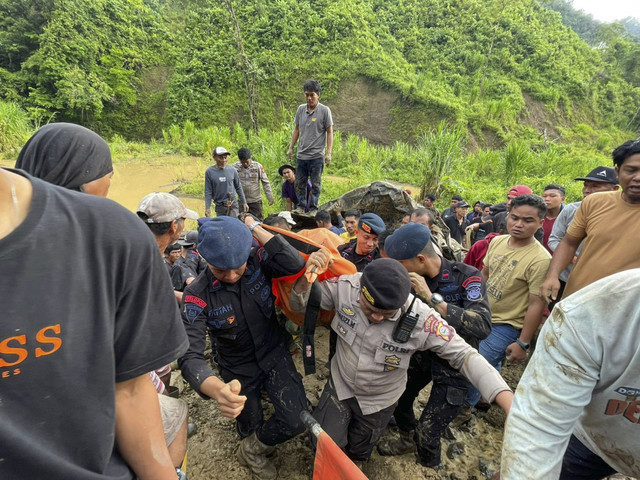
[295,157,323,209]
[465,324,520,407]
[560,435,616,479]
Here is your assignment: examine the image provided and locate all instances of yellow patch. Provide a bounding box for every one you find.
[337,325,347,335]
[384,365,397,372]
[385,354,401,366]
[342,306,356,316]
[312,118,317,122]
[362,286,375,305]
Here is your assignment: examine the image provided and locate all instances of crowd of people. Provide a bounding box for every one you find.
[2,79,640,480]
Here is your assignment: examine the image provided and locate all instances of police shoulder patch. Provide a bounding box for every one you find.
[184,304,204,325]
[425,314,454,342]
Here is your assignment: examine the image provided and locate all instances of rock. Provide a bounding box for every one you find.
[478,458,495,479]
[446,441,465,460]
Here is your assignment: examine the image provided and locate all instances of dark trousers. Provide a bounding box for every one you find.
[312,376,396,461]
[247,201,264,220]
[220,354,307,446]
[214,201,239,218]
[295,158,323,209]
[393,352,469,467]
[559,435,616,480]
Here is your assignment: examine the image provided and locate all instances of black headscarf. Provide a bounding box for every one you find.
[15,123,112,191]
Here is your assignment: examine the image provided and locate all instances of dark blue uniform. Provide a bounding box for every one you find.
[337,238,381,272]
[178,235,308,445]
[394,257,491,466]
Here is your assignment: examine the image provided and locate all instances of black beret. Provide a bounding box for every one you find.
[358,213,386,236]
[360,258,411,310]
[384,223,431,260]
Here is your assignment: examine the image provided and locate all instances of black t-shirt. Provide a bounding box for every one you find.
[444,215,470,244]
[0,172,189,479]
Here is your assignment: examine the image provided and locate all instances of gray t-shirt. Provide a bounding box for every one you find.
[0,172,189,479]
[204,165,247,209]
[294,102,333,160]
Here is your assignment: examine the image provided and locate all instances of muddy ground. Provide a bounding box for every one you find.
[175,328,526,480]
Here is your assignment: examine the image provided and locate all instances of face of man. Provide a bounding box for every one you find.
[423,197,434,208]
[507,205,543,240]
[582,180,618,197]
[214,154,229,168]
[542,189,565,211]
[208,263,247,284]
[344,215,358,235]
[240,158,252,168]
[305,90,319,110]
[450,199,459,209]
[410,213,431,229]
[170,219,185,244]
[401,214,411,225]
[455,206,469,219]
[282,168,295,183]
[355,230,379,255]
[474,204,483,214]
[616,154,640,204]
[358,295,398,324]
[166,249,180,265]
[483,206,491,216]
[506,193,516,208]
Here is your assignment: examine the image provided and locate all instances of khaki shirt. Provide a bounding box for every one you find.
[291,273,510,415]
[232,160,274,204]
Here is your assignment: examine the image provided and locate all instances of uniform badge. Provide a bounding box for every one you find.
[362,286,375,305]
[184,304,203,325]
[341,306,356,316]
[384,354,401,366]
[361,223,372,233]
[227,316,235,324]
[384,365,397,372]
[337,325,347,335]
[426,315,454,342]
[462,276,483,301]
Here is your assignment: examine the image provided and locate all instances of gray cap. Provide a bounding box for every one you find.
[213,146,230,156]
[277,211,296,226]
[137,192,198,223]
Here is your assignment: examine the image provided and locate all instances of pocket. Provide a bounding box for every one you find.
[374,347,411,371]
[445,386,466,407]
[332,316,357,346]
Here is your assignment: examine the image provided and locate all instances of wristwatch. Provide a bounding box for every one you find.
[515,339,530,350]
[248,220,262,232]
[428,293,444,308]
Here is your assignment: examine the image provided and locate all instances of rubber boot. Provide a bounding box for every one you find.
[377,429,416,456]
[236,432,277,480]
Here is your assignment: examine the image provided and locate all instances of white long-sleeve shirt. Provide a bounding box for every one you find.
[501,269,640,479]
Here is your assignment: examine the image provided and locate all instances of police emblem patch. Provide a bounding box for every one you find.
[385,354,401,366]
[426,315,454,342]
[337,325,347,335]
[226,316,235,324]
[462,276,483,301]
[184,304,203,325]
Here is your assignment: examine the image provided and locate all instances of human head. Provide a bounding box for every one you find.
[15,122,114,196]
[384,223,438,275]
[482,204,492,216]
[164,243,182,265]
[542,184,566,212]
[177,231,196,249]
[315,210,332,228]
[303,79,322,110]
[423,194,436,208]
[612,140,640,203]
[455,201,470,218]
[212,146,231,168]
[574,166,619,197]
[278,164,296,183]
[410,208,436,230]
[343,209,361,235]
[507,194,546,240]
[401,213,411,225]
[506,184,533,207]
[359,258,411,323]
[137,192,198,248]
[263,215,291,230]
[356,213,386,255]
[237,147,252,168]
[450,194,463,208]
[198,217,252,284]
[473,201,484,214]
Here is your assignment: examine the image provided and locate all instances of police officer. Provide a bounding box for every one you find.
[337,212,385,271]
[290,257,511,464]
[179,230,207,278]
[378,222,491,467]
[178,216,308,480]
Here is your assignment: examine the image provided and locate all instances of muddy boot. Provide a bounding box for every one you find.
[236,432,277,480]
[377,430,416,456]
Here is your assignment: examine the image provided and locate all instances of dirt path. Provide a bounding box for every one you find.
[177,329,523,480]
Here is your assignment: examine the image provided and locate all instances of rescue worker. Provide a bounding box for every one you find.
[377,223,491,467]
[178,216,308,480]
[290,257,513,463]
[180,230,207,278]
[337,212,385,271]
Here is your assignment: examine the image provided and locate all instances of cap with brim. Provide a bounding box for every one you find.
[137,192,198,223]
[508,185,533,196]
[574,166,618,184]
[197,217,252,270]
[277,211,297,226]
[456,201,470,208]
[177,232,195,247]
[358,213,386,236]
[278,164,296,176]
[213,146,230,156]
[360,258,411,310]
[384,223,431,260]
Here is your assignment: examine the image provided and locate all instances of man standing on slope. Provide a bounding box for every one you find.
[204,146,248,218]
[287,79,333,214]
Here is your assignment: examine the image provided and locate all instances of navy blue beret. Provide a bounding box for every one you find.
[197,217,252,269]
[358,213,386,236]
[360,258,411,310]
[384,223,431,260]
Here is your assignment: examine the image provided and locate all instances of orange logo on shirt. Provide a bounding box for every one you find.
[0,324,62,379]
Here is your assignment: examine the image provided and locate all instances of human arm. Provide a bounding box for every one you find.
[540,233,582,301]
[233,171,248,210]
[115,374,176,480]
[204,169,213,215]
[500,311,599,479]
[259,164,275,204]
[504,293,546,363]
[325,125,333,165]
[288,125,300,160]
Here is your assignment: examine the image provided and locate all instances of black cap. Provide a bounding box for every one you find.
[278,164,296,176]
[360,258,411,310]
[452,195,463,201]
[456,201,470,208]
[574,166,618,184]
